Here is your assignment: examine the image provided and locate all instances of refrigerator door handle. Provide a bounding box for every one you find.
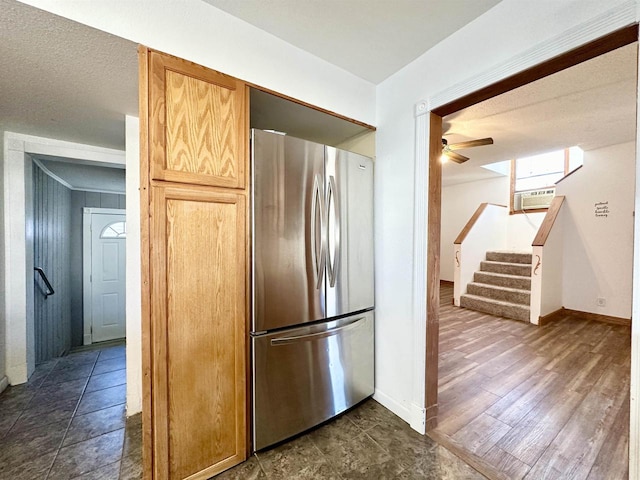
[327,175,340,288]
[311,175,325,289]
[270,317,363,345]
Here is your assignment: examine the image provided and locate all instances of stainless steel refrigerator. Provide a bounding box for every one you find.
[251,129,374,451]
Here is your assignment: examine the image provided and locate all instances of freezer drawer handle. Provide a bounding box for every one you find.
[270,317,363,345]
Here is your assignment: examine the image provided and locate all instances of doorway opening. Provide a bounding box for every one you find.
[424,25,638,479]
[30,155,127,363]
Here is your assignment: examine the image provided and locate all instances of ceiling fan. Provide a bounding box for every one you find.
[441,137,494,164]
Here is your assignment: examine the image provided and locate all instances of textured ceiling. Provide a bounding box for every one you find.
[442,42,638,186]
[0,0,138,150]
[202,0,501,83]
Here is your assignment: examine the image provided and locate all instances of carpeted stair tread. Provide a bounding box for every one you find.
[486,251,533,264]
[474,271,531,290]
[480,260,532,277]
[467,282,531,305]
[460,294,530,322]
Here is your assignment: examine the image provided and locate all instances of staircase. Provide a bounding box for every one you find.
[460,251,532,322]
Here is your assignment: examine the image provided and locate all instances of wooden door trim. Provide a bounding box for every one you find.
[432,24,638,117]
[424,25,639,431]
[425,112,442,429]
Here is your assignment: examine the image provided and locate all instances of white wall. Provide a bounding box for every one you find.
[375,0,633,423]
[530,208,565,324]
[557,141,635,319]
[442,177,506,281]
[125,116,142,416]
[441,176,544,282]
[17,0,375,127]
[506,213,545,251]
[453,204,507,305]
[0,139,5,393]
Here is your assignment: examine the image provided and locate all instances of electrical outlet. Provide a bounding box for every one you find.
[597,297,606,307]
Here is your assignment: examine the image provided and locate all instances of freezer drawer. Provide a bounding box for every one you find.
[252,311,374,451]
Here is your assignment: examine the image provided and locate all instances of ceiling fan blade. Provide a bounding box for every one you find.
[448,137,494,150]
[444,151,469,164]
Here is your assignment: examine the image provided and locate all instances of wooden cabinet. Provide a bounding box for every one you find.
[148,50,248,189]
[151,187,246,479]
[140,48,248,480]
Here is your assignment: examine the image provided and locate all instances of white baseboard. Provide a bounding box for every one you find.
[126,361,142,416]
[373,389,427,435]
[409,402,427,434]
[0,375,9,394]
[372,388,411,424]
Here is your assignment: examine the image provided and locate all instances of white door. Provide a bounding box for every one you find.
[88,212,126,342]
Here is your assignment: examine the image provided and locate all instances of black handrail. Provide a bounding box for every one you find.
[34,267,55,298]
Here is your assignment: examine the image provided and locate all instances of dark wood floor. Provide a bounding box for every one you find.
[433,282,631,480]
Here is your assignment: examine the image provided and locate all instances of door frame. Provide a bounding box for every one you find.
[82,207,127,345]
[416,17,639,478]
[2,132,126,384]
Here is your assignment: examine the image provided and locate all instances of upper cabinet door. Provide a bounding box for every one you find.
[149,50,248,188]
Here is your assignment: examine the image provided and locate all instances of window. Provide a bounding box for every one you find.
[510,147,583,213]
[100,221,126,239]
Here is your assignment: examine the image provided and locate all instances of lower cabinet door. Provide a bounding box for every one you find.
[151,185,247,479]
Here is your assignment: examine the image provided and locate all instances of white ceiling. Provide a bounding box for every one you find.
[1,0,638,191]
[441,42,639,186]
[33,156,126,194]
[202,0,502,84]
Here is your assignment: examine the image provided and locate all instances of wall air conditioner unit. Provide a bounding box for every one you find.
[521,188,556,210]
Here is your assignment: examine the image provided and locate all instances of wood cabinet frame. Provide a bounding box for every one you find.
[139,46,249,480]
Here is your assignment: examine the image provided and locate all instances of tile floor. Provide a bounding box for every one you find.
[0,344,142,479]
[215,400,485,479]
[1,343,485,479]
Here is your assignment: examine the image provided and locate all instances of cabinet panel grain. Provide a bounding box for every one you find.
[152,186,246,479]
[149,51,247,189]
